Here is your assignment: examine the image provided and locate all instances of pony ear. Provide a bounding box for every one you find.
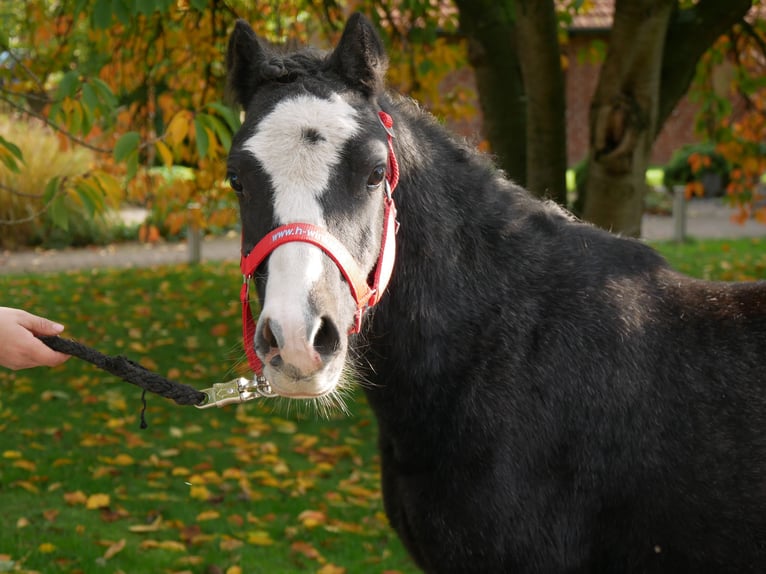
[226,19,267,109]
[327,12,388,97]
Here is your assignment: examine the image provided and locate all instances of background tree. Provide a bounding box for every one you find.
[1,0,763,245]
[582,0,754,236]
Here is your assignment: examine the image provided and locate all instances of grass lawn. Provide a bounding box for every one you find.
[0,237,764,573]
[0,262,416,574]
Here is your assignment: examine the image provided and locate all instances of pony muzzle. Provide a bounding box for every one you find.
[255,315,342,384]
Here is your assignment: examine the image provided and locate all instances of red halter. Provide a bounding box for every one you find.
[240,111,400,374]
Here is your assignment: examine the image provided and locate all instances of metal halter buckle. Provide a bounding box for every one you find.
[196,375,277,409]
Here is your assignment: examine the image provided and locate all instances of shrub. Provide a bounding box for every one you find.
[663,142,730,198]
[0,115,125,249]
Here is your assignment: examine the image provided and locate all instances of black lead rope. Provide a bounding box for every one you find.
[38,335,207,428]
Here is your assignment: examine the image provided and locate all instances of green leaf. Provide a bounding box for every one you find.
[190,0,208,10]
[207,101,241,133]
[126,151,139,180]
[194,117,209,159]
[92,0,113,29]
[56,71,79,100]
[48,192,69,231]
[0,135,24,172]
[114,132,140,163]
[90,78,118,108]
[112,0,131,24]
[74,179,105,217]
[136,0,156,15]
[200,113,231,151]
[81,83,98,112]
[43,176,61,203]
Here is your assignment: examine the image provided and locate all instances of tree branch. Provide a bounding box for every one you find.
[0,94,112,155]
[657,0,753,135]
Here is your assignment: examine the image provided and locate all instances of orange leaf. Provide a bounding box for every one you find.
[317,565,346,574]
[291,540,323,561]
[64,490,88,506]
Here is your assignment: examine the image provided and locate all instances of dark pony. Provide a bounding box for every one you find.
[225,13,766,573]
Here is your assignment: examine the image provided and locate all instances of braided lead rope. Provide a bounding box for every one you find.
[39,335,207,428]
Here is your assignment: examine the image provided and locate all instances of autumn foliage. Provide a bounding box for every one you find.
[691,16,766,224]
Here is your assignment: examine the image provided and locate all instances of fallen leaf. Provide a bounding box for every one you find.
[246,530,274,546]
[317,564,345,574]
[103,539,126,560]
[139,539,186,552]
[86,493,111,510]
[291,540,323,561]
[128,515,163,533]
[63,491,87,506]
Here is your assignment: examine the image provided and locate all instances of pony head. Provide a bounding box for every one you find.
[226,14,394,401]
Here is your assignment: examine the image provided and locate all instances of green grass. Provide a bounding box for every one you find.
[0,239,764,573]
[653,237,766,281]
[0,262,416,574]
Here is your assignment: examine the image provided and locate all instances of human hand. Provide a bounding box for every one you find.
[0,307,70,370]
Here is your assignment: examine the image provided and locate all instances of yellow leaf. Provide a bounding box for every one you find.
[226,567,243,574]
[189,485,211,501]
[196,510,220,521]
[86,493,110,509]
[13,459,36,472]
[13,481,39,494]
[246,530,274,546]
[38,543,56,554]
[297,509,326,529]
[155,140,174,168]
[111,453,135,466]
[166,111,190,146]
[3,450,21,459]
[139,539,186,552]
[128,515,163,533]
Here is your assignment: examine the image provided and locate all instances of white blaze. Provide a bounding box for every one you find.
[242,94,359,356]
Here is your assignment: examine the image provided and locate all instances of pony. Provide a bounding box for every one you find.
[225,13,766,573]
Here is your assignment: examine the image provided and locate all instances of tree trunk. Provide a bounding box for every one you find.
[455,0,527,186]
[582,0,753,236]
[583,0,675,237]
[516,0,567,204]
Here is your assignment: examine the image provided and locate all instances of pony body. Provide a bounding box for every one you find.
[226,13,766,573]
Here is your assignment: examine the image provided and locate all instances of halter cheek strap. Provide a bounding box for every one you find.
[240,110,399,375]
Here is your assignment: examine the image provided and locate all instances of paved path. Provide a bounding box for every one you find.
[1,200,763,275]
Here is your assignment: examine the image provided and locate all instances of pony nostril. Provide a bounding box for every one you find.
[256,317,282,358]
[313,316,340,358]
[261,319,278,349]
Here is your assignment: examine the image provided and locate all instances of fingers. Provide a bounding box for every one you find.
[0,307,69,370]
[17,311,65,337]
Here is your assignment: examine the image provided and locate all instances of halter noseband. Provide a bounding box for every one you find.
[239,110,400,375]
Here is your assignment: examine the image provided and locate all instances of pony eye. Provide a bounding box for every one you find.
[228,173,243,193]
[366,166,386,190]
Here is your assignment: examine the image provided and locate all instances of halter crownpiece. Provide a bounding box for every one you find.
[239,110,400,376]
